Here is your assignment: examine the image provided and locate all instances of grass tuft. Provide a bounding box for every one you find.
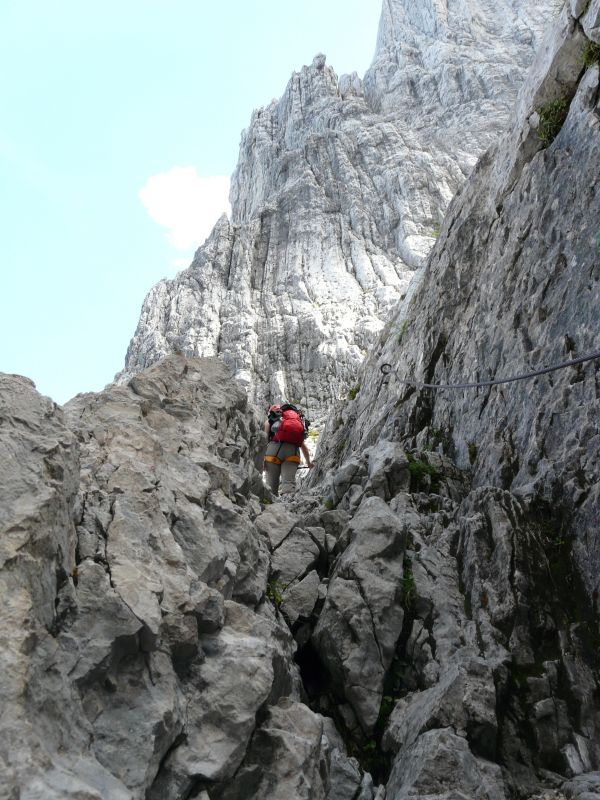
[266,579,284,607]
[583,40,600,68]
[468,442,478,465]
[537,98,568,148]
[348,384,361,401]
[407,453,442,487]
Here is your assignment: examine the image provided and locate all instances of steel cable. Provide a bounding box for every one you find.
[378,348,600,391]
[347,347,600,441]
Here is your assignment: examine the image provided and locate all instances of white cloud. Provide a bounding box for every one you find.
[139,167,231,251]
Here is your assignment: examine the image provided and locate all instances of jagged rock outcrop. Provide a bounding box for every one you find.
[306,447,600,797]
[4,350,599,798]
[0,357,381,799]
[122,0,560,420]
[3,2,600,800]
[309,3,600,796]
[318,0,600,611]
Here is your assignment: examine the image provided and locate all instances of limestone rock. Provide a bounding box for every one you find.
[156,602,297,791]
[325,1,600,616]
[121,0,560,421]
[215,699,376,800]
[216,699,326,800]
[3,2,600,799]
[282,570,321,626]
[0,374,126,800]
[271,528,321,588]
[256,502,300,549]
[382,659,498,756]
[386,728,507,800]
[0,358,303,800]
[564,773,600,799]
[582,1,600,41]
[313,496,406,731]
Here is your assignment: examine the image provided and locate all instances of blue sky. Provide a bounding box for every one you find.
[0,0,381,404]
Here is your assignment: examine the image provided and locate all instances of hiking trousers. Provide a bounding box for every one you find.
[264,441,300,496]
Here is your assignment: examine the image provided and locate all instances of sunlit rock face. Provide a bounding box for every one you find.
[0,356,388,799]
[306,6,600,795]
[123,0,560,422]
[363,0,562,264]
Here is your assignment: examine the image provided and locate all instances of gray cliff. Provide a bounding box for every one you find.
[0,357,389,799]
[2,1,600,799]
[122,0,560,420]
[311,1,600,794]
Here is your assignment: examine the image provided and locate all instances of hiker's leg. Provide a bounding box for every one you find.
[280,444,300,494]
[265,461,281,495]
[264,442,282,495]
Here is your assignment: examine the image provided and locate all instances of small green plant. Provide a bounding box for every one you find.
[537,98,568,147]
[348,384,361,401]
[401,563,416,607]
[358,737,389,783]
[549,530,568,548]
[407,453,441,486]
[583,40,600,68]
[379,695,395,720]
[431,224,441,239]
[308,429,320,440]
[266,579,284,607]
[467,442,478,465]
[323,498,334,510]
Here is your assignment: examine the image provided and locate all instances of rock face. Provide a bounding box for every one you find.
[309,3,600,795]
[3,350,600,798]
[3,2,600,799]
[122,0,560,420]
[319,0,600,612]
[0,357,384,799]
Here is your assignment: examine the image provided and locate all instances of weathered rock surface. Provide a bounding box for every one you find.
[5,347,597,797]
[0,357,385,800]
[564,773,600,799]
[3,1,600,799]
[314,496,407,732]
[307,440,599,797]
[310,3,600,797]
[122,0,560,421]
[319,0,600,614]
[0,362,257,796]
[0,375,128,800]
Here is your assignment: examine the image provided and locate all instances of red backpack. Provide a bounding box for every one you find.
[269,404,308,446]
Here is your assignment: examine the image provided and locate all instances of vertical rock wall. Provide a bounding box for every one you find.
[318,0,600,613]
[122,0,560,421]
[308,7,600,794]
[3,3,599,800]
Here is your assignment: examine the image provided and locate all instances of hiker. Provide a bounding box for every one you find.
[264,403,314,496]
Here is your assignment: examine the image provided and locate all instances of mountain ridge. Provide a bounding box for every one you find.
[2,2,599,798]
[121,0,560,420]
